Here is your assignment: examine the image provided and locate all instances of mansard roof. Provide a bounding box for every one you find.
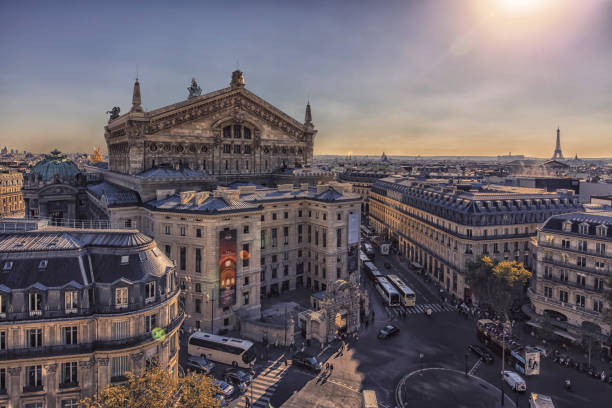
[373,177,581,217]
[0,228,170,290]
[542,210,612,239]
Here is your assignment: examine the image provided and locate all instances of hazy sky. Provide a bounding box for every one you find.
[1,0,611,157]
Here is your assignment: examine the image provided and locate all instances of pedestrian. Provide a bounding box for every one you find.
[245,396,251,408]
[325,362,329,371]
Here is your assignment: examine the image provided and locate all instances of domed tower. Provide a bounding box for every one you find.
[22,149,88,222]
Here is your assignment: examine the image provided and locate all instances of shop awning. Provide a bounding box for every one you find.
[553,330,578,342]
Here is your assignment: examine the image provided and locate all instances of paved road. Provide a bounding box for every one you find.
[180,246,611,408]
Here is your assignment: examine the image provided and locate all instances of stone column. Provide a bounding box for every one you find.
[8,367,21,407]
[97,357,110,392]
[45,363,58,408]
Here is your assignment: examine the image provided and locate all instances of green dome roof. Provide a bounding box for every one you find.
[32,149,80,182]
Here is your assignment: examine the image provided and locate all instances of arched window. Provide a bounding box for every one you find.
[244,127,251,139]
[223,126,232,138]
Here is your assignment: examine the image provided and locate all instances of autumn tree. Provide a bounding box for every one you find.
[81,365,220,408]
[465,255,531,320]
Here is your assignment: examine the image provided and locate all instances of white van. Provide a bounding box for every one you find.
[503,370,526,392]
[362,390,378,408]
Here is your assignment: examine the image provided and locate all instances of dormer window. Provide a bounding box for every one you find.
[38,260,48,269]
[65,290,78,313]
[115,287,129,309]
[579,223,589,235]
[562,221,572,232]
[120,255,130,265]
[596,224,607,237]
[29,292,42,316]
[145,281,156,303]
[2,261,13,272]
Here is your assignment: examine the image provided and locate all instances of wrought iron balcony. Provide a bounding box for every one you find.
[0,308,185,361]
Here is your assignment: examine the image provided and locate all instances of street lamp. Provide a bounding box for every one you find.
[206,290,216,333]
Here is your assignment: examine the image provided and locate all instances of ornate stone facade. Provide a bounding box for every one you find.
[104,70,316,176]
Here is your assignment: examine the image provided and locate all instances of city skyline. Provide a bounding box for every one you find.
[1,0,612,157]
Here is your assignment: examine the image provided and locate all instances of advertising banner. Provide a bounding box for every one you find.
[347,212,360,273]
[218,229,237,308]
[348,212,359,245]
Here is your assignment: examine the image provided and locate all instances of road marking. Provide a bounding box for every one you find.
[232,360,289,408]
[469,359,482,375]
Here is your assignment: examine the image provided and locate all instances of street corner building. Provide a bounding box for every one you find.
[0,223,183,408]
[529,206,611,353]
[368,175,582,303]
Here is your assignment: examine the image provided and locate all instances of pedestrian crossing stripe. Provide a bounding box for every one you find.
[233,361,289,407]
[386,303,455,317]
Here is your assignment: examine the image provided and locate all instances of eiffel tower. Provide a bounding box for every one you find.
[552,127,564,160]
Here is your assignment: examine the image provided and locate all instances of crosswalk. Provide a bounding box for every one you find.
[231,358,289,408]
[385,303,455,318]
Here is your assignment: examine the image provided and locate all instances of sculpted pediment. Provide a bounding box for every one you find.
[39,184,78,196]
[145,89,305,140]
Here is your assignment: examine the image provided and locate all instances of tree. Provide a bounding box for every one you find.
[466,256,531,320]
[81,365,220,408]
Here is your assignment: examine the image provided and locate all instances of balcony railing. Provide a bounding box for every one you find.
[539,275,604,293]
[528,288,601,318]
[540,258,610,277]
[0,290,180,322]
[538,241,611,260]
[23,384,44,393]
[0,308,185,361]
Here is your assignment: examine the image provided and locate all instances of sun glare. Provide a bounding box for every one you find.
[498,0,550,13]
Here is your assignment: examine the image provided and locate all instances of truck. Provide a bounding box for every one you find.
[372,236,390,255]
[477,319,541,376]
[528,393,555,408]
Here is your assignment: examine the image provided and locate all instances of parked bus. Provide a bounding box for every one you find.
[386,274,416,306]
[375,276,400,307]
[188,332,257,368]
[364,261,384,281]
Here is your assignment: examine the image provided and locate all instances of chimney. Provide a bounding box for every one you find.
[194,191,210,206]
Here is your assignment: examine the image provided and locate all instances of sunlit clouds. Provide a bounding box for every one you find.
[0,0,610,157]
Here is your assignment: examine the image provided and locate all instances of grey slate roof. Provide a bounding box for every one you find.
[136,167,209,180]
[542,210,612,239]
[88,181,140,206]
[146,195,258,213]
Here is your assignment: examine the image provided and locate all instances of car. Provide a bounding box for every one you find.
[383,262,392,269]
[185,355,216,374]
[502,370,526,392]
[292,352,322,372]
[223,368,252,393]
[377,325,400,339]
[468,344,493,363]
[213,379,235,397]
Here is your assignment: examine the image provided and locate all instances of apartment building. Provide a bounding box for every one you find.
[369,176,581,303]
[106,183,362,332]
[529,209,611,348]
[0,171,25,217]
[0,227,182,408]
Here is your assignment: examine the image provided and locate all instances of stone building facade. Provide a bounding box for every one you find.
[529,209,611,350]
[21,150,91,223]
[104,71,316,176]
[338,171,391,217]
[0,226,182,408]
[102,182,361,332]
[0,171,25,218]
[369,176,581,303]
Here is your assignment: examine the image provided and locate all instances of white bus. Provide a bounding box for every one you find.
[363,243,375,259]
[364,261,384,281]
[188,332,257,368]
[386,274,416,306]
[375,276,400,307]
